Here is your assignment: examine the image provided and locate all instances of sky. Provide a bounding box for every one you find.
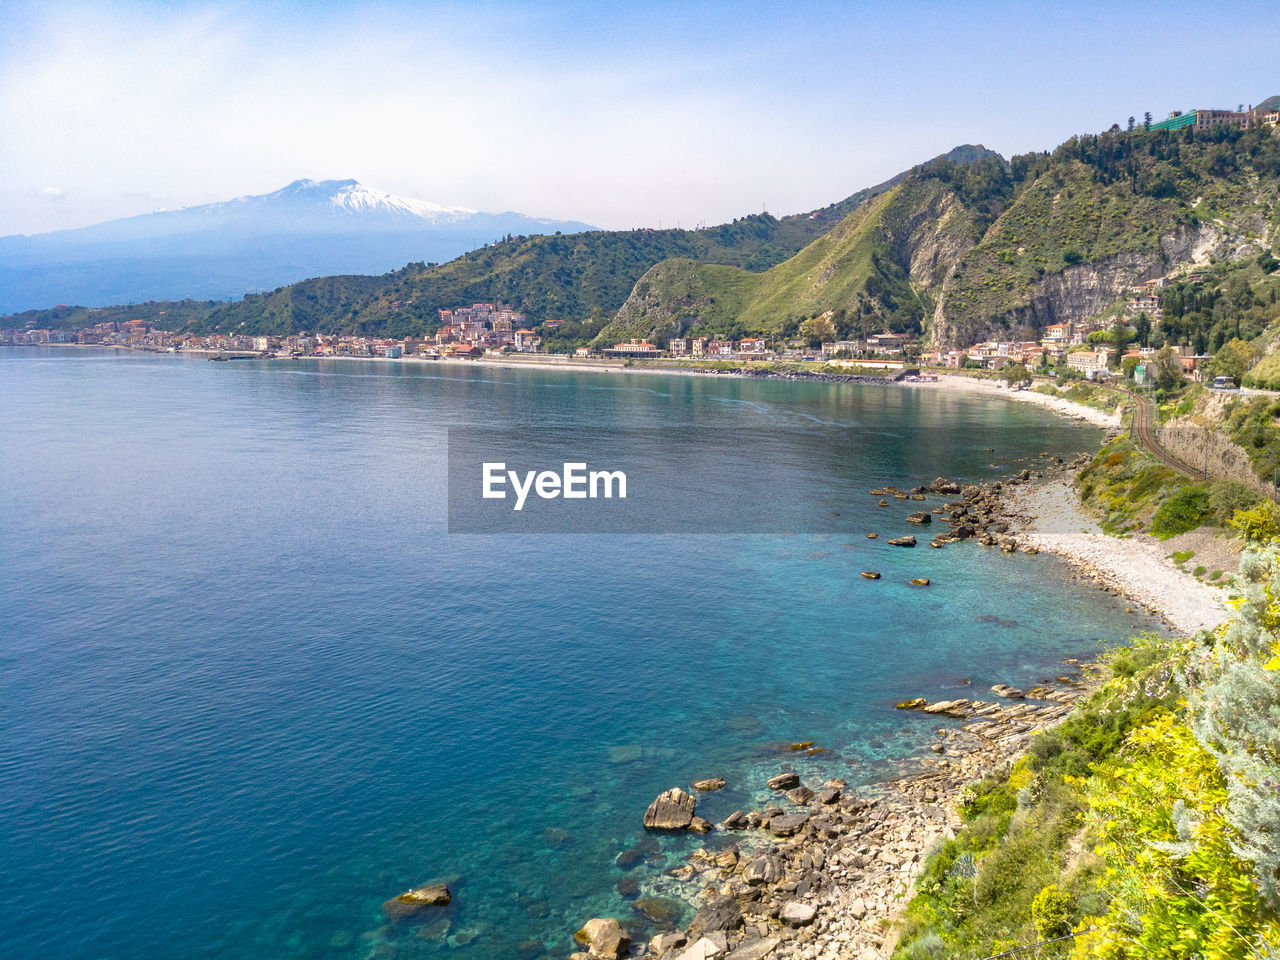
[1,0,1276,237]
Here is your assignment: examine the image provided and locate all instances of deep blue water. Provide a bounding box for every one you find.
[0,349,1159,960]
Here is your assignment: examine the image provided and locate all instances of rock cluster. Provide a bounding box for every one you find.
[563,671,1091,960]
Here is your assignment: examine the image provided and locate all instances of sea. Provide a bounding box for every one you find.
[0,348,1160,960]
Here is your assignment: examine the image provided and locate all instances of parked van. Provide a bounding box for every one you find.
[1212,376,1237,390]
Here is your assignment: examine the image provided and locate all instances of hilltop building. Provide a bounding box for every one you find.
[1150,104,1280,132]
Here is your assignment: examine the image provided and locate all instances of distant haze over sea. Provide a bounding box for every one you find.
[0,179,597,313]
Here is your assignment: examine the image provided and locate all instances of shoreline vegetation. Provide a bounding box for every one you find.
[15,343,1260,958]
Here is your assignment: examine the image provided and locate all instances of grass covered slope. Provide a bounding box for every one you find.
[596,178,977,344]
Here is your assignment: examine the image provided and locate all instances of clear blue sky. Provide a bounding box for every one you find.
[1,0,1275,236]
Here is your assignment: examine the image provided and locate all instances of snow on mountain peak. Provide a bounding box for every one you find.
[319,180,475,223]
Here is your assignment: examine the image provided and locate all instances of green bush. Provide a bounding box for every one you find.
[1150,485,1211,538]
[1209,480,1262,522]
[1031,884,1075,938]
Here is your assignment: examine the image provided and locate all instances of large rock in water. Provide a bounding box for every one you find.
[574,917,630,958]
[687,896,743,940]
[765,772,800,790]
[643,787,696,830]
[382,883,451,918]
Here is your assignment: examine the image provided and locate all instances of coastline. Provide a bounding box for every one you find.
[1000,471,1231,636]
[23,344,1232,958]
[904,372,1122,429]
[563,386,1229,959]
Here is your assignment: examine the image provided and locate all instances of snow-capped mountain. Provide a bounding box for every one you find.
[0,180,596,313]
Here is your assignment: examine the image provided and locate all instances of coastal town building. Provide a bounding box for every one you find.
[602,339,660,358]
[1066,348,1113,379]
[865,332,912,354]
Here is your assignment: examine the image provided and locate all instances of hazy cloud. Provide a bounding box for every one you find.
[1,1,1277,236]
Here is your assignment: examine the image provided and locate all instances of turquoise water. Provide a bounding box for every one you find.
[0,349,1158,960]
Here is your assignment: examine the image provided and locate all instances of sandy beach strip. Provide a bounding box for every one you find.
[1004,474,1230,635]
[904,372,1123,429]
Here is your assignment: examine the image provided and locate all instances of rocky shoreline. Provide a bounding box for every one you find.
[384,450,1219,960]
[727,368,902,386]
[565,670,1093,960]
[559,462,1126,960]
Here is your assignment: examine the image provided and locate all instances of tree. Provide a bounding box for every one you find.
[1002,363,1031,385]
[1128,115,1136,132]
[799,315,836,348]
[1211,338,1261,383]
[1154,346,1184,391]
[1109,318,1133,364]
[1143,111,1153,130]
[1133,313,1152,346]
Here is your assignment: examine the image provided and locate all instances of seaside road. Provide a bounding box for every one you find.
[1127,389,1204,478]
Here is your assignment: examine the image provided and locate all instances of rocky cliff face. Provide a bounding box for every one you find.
[886,186,978,288]
[929,223,1240,347]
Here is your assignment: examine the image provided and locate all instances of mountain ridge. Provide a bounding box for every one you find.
[0,179,597,313]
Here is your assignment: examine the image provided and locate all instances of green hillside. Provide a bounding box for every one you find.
[933,124,1280,345]
[593,123,1280,351]
[595,177,978,344]
[5,146,999,338]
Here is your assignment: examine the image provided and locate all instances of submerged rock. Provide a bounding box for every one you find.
[691,777,726,791]
[382,883,451,918]
[633,896,685,926]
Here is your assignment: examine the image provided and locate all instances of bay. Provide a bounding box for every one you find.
[0,349,1157,959]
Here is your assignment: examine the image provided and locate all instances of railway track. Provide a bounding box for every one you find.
[1126,389,1204,478]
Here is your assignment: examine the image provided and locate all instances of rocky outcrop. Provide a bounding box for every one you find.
[574,917,630,958]
[644,787,697,830]
[931,222,1241,348]
[382,883,451,918]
